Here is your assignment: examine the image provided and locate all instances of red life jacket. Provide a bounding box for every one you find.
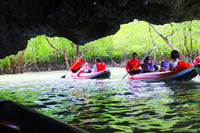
[96,62,105,72]
[173,61,192,73]
[71,58,84,70]
[126,59,140,71]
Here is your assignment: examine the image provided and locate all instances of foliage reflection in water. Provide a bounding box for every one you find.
[0,68,200,132]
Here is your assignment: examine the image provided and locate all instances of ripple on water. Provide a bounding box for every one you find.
[0,70,200,132]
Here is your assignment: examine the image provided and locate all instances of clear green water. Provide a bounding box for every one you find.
[0,68,200,132]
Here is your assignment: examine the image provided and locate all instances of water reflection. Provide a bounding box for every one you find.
[61,80,175,132]
[0,69,200,132]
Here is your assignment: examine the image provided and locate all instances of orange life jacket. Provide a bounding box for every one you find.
[173,61,192,73]
[96,62,105,72]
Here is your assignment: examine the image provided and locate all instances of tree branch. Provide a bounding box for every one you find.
[45,37,65,56]
[148,23,156,60]
[149,24,166,39]
[150,23,185,59]
[23,52,58,68]
[164,23,174,38]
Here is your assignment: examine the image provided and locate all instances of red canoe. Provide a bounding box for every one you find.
[129,64,200,82]
[70,69,111,79]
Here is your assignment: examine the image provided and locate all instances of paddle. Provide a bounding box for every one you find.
[122,46,156,79]
[185,54,195,59]
[61,50,87,78]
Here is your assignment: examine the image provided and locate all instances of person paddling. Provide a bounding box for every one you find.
[169,50,192,72]
[126,52,142,75]
[141,56,159,73]
[92,58,106,72]
[70,57,84,73]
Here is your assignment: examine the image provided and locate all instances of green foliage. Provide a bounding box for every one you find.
[0,56,11,70]
[1,20,200,70]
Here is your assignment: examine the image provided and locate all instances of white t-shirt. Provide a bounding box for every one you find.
[92,64,97,72]
[170,61,178,70]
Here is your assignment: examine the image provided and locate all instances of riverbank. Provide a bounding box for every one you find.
[23,57,171,72]
[0,56,187,75]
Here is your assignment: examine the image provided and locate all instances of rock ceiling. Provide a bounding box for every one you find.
[1,0,200,58]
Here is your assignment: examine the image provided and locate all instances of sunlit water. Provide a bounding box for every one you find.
[0,68,200,132]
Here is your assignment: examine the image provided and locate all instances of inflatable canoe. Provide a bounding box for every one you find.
[129,64,200,82]
[70,69,111,79]
[0,99,88,133]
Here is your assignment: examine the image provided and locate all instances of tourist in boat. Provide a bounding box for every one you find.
[169,50,192,72]
[160,61,170,71]
[70,57,84,73]
[193,52,200,65]
[82,62,92,73]
[126,52,142,75]
[74,62,92,78]
[92,58,106,72]
[141,56,159,73]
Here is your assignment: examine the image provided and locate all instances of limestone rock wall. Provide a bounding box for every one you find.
[1,0,200,58]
